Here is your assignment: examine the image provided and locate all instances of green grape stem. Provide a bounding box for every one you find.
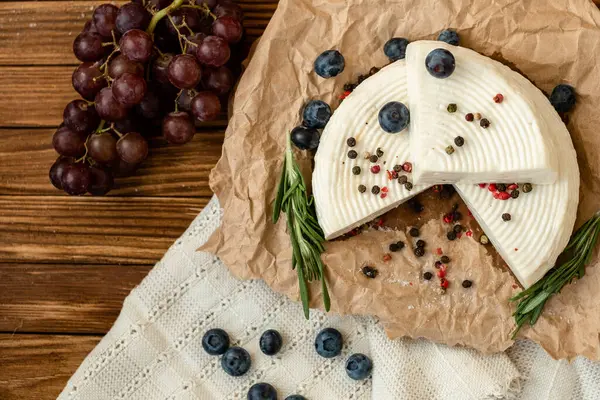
[147,0,186,34]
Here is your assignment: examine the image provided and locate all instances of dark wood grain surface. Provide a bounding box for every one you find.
[0,1,275,398]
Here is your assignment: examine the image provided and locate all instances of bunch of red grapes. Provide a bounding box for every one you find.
[50,0,245,195]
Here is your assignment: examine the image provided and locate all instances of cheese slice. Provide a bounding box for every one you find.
[313,60,428,240]
[406,41,559,185]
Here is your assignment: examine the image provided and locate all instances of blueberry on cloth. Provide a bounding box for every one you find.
[285,396,307,400]
[315,327,343,358]
[290,126,320,150]
[383,38,409,61]
[259,329,283,356]
[378,101,410,133]
[314,50,345,78]
[247,383,278,400]
[549,84,576,113]
[438,29,460,46]
[302,100,332,129]
[221,346,251,376]
[425,48,456,79]
[202,328,230,355]
[345,353,373,380]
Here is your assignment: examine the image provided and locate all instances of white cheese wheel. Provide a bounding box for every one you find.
[313,60,428,240]
[406,41,559,185]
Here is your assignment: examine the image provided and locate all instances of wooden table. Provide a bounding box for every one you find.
[0,1,273,398]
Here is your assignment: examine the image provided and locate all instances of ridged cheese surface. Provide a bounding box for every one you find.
[313,60,428,240]
[406,41,559,185]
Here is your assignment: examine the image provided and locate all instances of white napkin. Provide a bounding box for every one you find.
[58,196,600,400]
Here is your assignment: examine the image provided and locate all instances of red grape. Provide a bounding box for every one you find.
[214,2,243,20]
[195,35,230,67]
[119,29,153,63]
[88,133,118,164]
[116,2,151,34]
[95,87,130,121]
[61,162,92,195]
[113,117,140,134]
[168,54,202,89]
[93,4,119,38]
[176,89,196,111]
[203,66,234,96]
[53,125,87,157]
[49,157,74,190]
[82,20,99,34]
[152,53,174,83]
[191,91,221,121]
[212,16,243,44]
[148,0,173,10]
[108,54,144,79]
[117,132,148,164]
[184,32,206,56]
[63,99,100,134]
[112,73,147,106]
[73,32,106,62]
[114,158,140,177]
[136,89,162,119]
[166,9,203,36]
[162,111,195,144]
[72,62,107,100]
[88,166,114,195]
[196,0,217,8]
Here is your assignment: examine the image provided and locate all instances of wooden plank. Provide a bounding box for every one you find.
[0,1,271,66]
[0,196,208,264]
[0,129,224,196]
[0,263,150,334]
[0,334,100,400]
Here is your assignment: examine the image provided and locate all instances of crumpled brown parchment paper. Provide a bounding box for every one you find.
[202,0,600,359]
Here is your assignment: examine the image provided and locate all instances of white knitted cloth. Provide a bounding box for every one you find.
[58,196,600,400]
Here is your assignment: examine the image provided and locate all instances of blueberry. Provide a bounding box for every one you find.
[378,101,410,133]
[291,126,320,150]
[285,396,307,400]
[221,346,251,376]
[315,328,343,358]
[314,50,345,78]
[302,100,331,129]
[550,84,576,113]
[345,353,373,380]
[259,329,283,356]
[438,29,460,46]
[383,38,409,61]
[425,48,455,79]
[202,328,230,355]
[247,383,277,400]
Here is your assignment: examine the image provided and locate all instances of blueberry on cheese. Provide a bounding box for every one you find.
[406,41,559,185]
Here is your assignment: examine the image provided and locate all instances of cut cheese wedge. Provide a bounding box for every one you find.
[313,60,428,240]
[406,41,559,185]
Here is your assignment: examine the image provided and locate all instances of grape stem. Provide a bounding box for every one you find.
[147,0,186,34]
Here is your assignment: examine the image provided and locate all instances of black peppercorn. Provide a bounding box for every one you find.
[480,118,491,128]
[511,190,520,199]
[346,137,356,147]
[369,66,380,75]
[352,166,361,175]
[502,213,512,221]
[348,150,358,159]
[358,184,366,193]
[497,183,507,192]
[398,175,408,184]
[462,280,473,288]
[522,183,533,193]
[453,224,463,233]
[440,255,450,264]
[423,271,433,280]
[414,247,425,257]
[396,241,405,250]
[343,83,354,92]
[409,227,419,237]
[404,182,413,191]
[371,185,380,195]
[452,211,462,221]
[389,242,400,252]
[393,164,402,172]
[362,266,378,279]
[454,136,465,147]
[369,155,379,163]
[416,239,425,248]
[376,147,384,157]
[357,74,367,84]
[447,231,457,241]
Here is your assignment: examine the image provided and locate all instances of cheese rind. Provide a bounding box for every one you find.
[406,41,559,185]
[313,61,428,240]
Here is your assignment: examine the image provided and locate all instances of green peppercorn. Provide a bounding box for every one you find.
[502,213,512,221]
[398,175,408,184]
[416,239,426,248]
[480,234,489,245]
[371,185,380,195]
[462,280,473,288]
[445,145,455,155]
[423,271,433,280]
[522,183,533,193]
[348,150,358,159]
[440,255,450,264]
[511,190,520,199]
[414,247,425,257]
[393,164,402,172]
[358,184,366,193]
[454,136,464,147]
[352,166,361,175]
[480,118,491,128]
[447,103,457,113]
[404,182,413,191]
[447,231,457,241]
[376,147,384,157]
[362,266,378,279]
[453,224,463,233]
[409,227,419,237]
[497,183,507,191]
[369,154,379,163]
[346,137,356,147]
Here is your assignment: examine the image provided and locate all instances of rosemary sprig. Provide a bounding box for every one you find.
[272,133,331,319]
[511,211,600,338]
